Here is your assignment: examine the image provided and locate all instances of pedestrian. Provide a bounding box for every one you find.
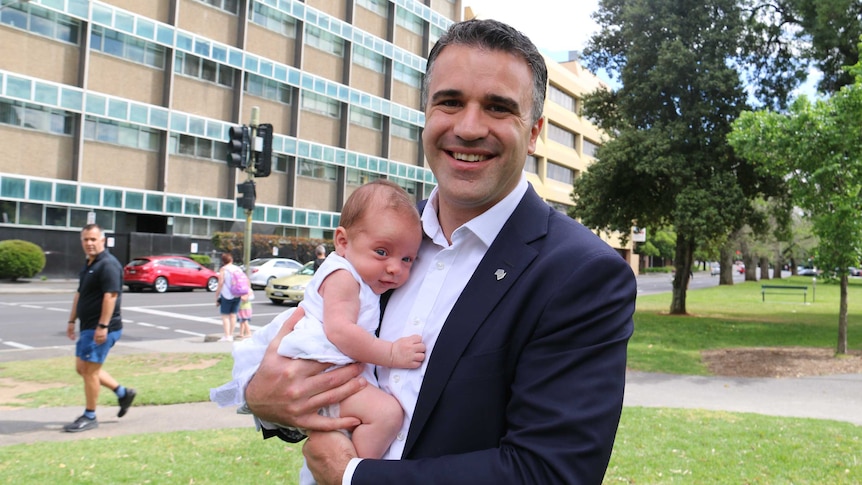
[211,180,424,462]
[215,253,245,342]
[244,18,636,485]
[238,290,254,339]
[312,244,327,273]
[64,223,136,433]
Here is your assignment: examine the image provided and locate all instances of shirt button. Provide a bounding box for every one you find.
[436,262,444,270]
[396,433,405,441]
[413,318,420,326]
[393,374,401,383]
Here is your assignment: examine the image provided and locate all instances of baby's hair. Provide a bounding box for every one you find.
[340,179,419,230]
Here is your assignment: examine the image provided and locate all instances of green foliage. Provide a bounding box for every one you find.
[211,232,330,265]
[188,253,212,267]
[0,239,46,280]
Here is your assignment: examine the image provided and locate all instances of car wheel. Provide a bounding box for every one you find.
[206,277,218,292]
[153,276,168,293]
[270,298,283,305]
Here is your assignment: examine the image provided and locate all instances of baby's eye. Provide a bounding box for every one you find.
[375,249,387,256]
[401,256,414,263]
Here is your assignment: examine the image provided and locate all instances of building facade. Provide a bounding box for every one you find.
[0,0,634,277]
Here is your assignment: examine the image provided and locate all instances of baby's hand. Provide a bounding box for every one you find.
[389,335,425,369]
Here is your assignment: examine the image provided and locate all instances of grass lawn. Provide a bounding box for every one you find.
[1,276,860,483]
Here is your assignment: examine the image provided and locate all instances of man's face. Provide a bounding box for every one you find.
[81,228,105,259]
[422,44,543,220]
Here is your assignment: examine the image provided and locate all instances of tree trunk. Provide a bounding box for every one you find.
[759,256,771,280]
[773,253,784,280]
[719,243,734,285]
[838,275,848,354]
[743,253,757,281]
[670,235,695,315]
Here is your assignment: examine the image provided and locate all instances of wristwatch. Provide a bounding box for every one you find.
[97,323,109,329]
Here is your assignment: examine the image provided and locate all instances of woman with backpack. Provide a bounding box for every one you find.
[215,253,249,342]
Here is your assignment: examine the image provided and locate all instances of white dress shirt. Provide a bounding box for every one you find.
[340,175,529,483]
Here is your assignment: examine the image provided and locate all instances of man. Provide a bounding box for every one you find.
[246,19,636,484]
[312,244,327,273]
[65,224,136,432]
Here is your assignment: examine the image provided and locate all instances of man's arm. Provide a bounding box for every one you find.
[67,292,80,340]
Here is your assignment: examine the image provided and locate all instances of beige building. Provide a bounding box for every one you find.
[0,0,633,276]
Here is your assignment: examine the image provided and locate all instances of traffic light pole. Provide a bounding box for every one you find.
[242,106,259,279]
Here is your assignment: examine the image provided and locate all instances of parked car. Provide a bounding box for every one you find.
[850,267,862,277]
[266,261,314,305]
[709,263,720,276]
[246,257,304,289]
[124,256,218,293]
[797,266,820,276]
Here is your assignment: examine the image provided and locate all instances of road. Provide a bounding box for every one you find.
[0,288,284,352]
[0,268,776,354]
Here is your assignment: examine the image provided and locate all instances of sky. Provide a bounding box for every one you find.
[463,0,601,63]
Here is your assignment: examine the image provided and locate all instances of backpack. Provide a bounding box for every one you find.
[228,266,250,297]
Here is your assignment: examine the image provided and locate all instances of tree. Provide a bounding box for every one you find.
[728,49,862,353]
[573,0,789,314]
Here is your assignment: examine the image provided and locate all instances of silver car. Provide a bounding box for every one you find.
[246,257,303,289]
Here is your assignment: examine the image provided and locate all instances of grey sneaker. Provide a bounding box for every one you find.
[63,415,98,433]
[118,388,136,418]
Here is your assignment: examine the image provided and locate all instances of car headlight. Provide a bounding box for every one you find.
[289,284,306,291]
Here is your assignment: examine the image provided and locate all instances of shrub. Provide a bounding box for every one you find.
[0,240,46,280]
[188,254,212,267]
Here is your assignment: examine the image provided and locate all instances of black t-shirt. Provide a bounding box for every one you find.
[77,250,124,331]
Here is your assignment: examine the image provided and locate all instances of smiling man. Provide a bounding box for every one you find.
[246,19,636,484]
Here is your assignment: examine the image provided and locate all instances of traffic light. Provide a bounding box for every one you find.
[236,181,256,210]
[254,123,273,177]
[227,125,249,169]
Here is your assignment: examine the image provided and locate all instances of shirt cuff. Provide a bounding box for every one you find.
[343,458,362,485]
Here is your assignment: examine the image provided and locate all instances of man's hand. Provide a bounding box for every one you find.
[94,327,107,344]
[390,334,425,368]
[304,430,358,485]
[245,310,368,431]
[66,323,76,341]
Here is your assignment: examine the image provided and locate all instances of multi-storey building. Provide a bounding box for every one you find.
[0,0,634,277]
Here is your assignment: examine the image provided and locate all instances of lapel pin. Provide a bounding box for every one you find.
[494,269,507,281]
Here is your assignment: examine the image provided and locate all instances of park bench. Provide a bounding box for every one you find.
[761,284,808,303]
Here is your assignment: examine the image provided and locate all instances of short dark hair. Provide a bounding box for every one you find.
[422,18,547,125]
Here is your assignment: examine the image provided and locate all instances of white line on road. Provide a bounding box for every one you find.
[124,306,222,324]
[175,329,206,337]
[1,340,34,350]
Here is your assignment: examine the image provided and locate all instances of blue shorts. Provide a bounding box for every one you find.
[219,296,240,315]
[76,328,122,364]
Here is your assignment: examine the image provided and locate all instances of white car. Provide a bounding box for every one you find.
[246,258,303,289]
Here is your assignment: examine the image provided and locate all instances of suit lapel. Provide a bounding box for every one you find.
[403,187,551,455]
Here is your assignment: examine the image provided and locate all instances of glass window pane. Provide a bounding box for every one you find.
[45,206,67,226]
[19,202,42,225]
[55,183,77,203]
[29,180,52,201]
[1,176,26,198]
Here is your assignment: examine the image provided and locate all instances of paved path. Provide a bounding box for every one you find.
[1,279,859,448]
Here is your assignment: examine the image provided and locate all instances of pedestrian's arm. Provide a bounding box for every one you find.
[99,292,118,325]
[67,292,80,339]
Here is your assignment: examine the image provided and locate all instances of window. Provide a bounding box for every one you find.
[175,52,234,87]
[251,2,297,37]
[524,154,538,174]
[394,62,421,88]
[301,91,341,118]
[0,100,74,135]
[349,106,382,131]
[396,8,424,35]
[391,119,419,140]
[357,0,388,17]
[583,138,599,158]
[346,168,381,185]
[195,0,239,14]
[353,46,385,72]
[547,161,575,184]
[305,25,344,57]
[547,123,575,149]
[91,26,165,68]
[273,153,289,173]
[245,73,292,104]
[169,133,227,162]
[85,116,161,151]
[0,2,80,44]
[549,84,577,113]
[298,159,337,180]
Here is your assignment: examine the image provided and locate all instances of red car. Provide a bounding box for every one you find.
[123,256,219,293]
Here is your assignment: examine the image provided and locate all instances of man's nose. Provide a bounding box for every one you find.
[453,104,489,141]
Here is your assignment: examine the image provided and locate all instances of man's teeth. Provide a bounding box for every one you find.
[452,152,488,162]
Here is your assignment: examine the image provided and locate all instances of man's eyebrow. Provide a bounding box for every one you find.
[430,89,462,102]
[486,94,521,113]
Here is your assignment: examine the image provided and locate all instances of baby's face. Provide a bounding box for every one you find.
[340,210,422,295]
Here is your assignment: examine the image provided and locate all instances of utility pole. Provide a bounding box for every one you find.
[226,106,273,278]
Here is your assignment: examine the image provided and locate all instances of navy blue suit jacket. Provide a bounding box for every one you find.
[354,186,636,484]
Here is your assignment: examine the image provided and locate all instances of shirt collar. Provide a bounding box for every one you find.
[422,172,528,248]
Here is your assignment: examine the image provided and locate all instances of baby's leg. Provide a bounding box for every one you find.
[338,385,403,459]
